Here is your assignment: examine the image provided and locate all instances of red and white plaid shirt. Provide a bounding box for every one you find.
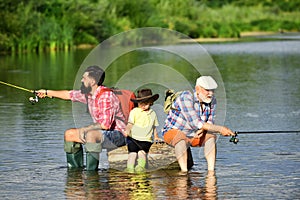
[69,86,126,133]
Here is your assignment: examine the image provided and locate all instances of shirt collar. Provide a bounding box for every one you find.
[92,85,104,99]
[193,90,200,103]
[137,107,153,114]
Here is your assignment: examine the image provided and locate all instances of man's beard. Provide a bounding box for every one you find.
[80,83,92,94]
[197,92,212,104]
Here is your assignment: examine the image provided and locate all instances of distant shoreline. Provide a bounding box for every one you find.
[64,31,300,50]
[180,31,299,43]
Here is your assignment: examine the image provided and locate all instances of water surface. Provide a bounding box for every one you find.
[0,36,299,199]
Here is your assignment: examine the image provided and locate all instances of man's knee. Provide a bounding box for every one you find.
[64,128,80,143]
[175,139,188,150]
[164,129,190,147]
[85,130,103,143]
[204,134,216,143]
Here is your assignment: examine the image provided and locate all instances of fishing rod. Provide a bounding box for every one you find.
[0,80,34,93]
[236,130,299,134]
[229,130,299,144]
[0,80,42,104]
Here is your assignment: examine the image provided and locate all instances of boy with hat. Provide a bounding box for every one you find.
[162,76,235,172]
[124,88,161,172]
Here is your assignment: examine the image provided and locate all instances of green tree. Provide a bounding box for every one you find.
[0,0,299,53]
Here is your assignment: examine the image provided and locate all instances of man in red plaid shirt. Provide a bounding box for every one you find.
[37,66,126,170]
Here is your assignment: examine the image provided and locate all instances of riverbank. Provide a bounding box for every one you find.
[75,31,297,50]
[180,31,300,43]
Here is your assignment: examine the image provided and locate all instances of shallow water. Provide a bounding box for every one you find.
[0,35,299,199]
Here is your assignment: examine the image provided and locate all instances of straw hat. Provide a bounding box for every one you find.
[130,89,159,103]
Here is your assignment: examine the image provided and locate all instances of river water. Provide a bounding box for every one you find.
[0,34,299,199]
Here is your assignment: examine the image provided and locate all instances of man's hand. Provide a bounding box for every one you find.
[123,131,129,137]
[202,123,235,137]
[194,129,205,138]
[36,89,47,98]
[79,127,87,143]
[220,126,235,136]
[154,137,164,143]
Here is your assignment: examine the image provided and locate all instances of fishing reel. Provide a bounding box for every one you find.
[229,132,239,144]
[29,91,39,105]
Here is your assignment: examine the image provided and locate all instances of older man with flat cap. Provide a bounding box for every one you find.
[162,76,235,172]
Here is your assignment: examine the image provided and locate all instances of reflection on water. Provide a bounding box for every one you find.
[64,169,217,199]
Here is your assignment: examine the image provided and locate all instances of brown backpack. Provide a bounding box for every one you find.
[97,88,136,123]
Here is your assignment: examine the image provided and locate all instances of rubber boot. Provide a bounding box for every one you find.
[135,158,146,173]
[64,141,83,169]
[85,143,102,171]
[126,164,135,173]
[126,152,137,173]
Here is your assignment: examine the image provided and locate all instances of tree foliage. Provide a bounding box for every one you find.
[0,0,299,53]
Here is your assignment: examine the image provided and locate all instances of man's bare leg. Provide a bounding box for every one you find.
[204,137,216,171]
[85,129,103,143]
[175,140,188,172]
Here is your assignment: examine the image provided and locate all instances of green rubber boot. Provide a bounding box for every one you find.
[64,141,84,169]
[126,164,135,173]
[85,143,102,171]
[126,152,137,173]
[135,158,146,173]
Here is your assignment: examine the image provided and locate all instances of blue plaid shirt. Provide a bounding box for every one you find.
[162,90,216,137]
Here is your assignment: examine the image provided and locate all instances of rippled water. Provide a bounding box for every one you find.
[0,35,299,199]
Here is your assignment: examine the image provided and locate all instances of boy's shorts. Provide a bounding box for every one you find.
[126,137,152,153]
[163,129,215,147]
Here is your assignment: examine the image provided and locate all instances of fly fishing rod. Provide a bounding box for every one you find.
[229,130,300,144]
[0,80,47,104]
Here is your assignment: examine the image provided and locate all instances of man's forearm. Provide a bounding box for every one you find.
[202,123,223,133]
[202,122,234,136]
[37,89,71,100]
[47,90,71,100]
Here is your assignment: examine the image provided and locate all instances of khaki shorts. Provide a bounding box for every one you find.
[163,129,216,147]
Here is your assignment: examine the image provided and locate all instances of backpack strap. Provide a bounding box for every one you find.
[164,89,182,114]
[96,87,112,98]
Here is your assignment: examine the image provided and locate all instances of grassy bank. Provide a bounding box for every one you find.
[0,0,299,53]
